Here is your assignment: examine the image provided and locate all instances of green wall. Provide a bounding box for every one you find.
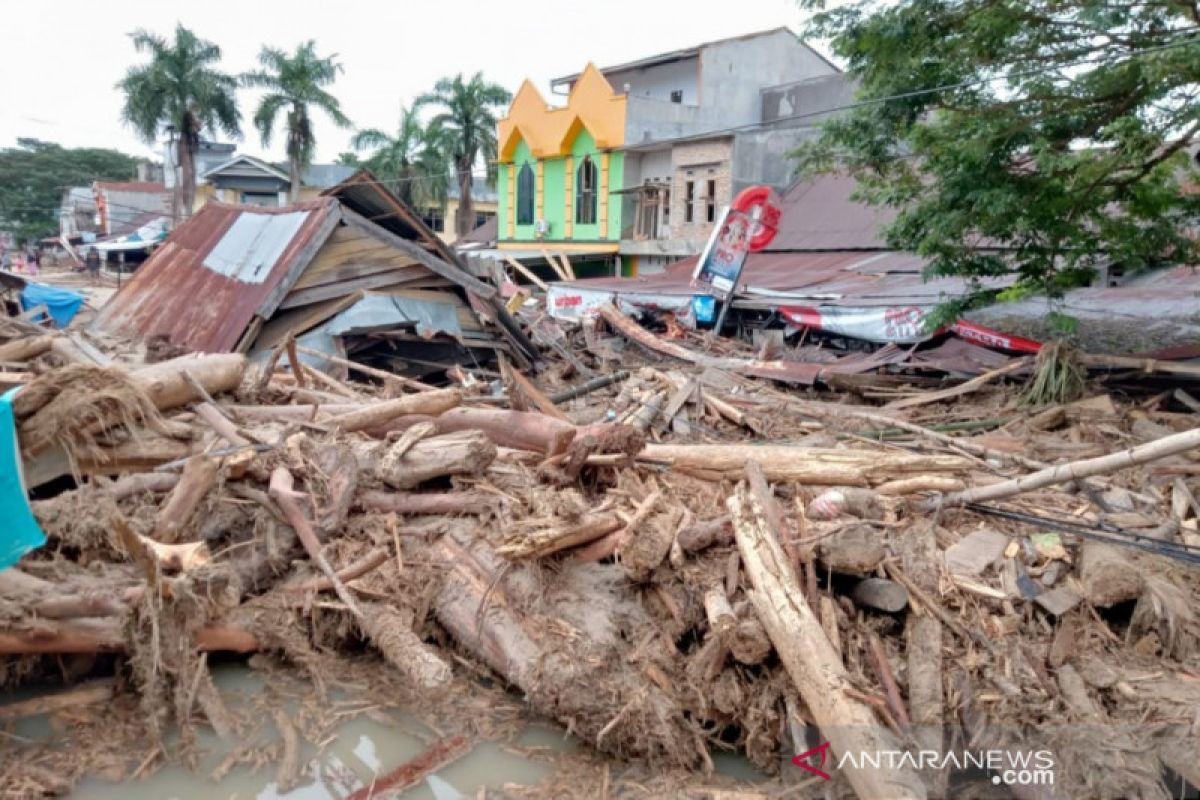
[497,127,623,244]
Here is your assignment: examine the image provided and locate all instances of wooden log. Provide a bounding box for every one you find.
[436,407,575,454]
[293,344,437,392]
[152,455,219,543]
[884,359,1027,411]
[745,460,800,580]
[358,602,451,693]
[432,531,704,767]
[875,476,964,495]
[497,514,621,559]
[728,482,926,800]
[0,333,55,363]
[345,734,472,800]
[281,548,389,593]
[356,489,496,516]
[315,444,359,533]
[0,679,115,720]
[224,402,360,422]
[270,467,364,616]
[0,619,258,654]
[376,430,497,490]
[102,472,181,500]
[326,388,462,433]
[677,515,732,553]
[132,353,247,412]
[728,614,772,665]
[505,365,572,422]
[703,585,737,640]
[195,402,249,447]
[549,371,629,404]
[931,426,1200,508]
[643,443,969,485]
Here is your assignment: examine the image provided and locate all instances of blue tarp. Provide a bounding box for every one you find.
[20,282,85,328]
[0,388,45,570]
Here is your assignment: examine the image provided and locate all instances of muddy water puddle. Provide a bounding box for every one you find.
[14,664,767,798]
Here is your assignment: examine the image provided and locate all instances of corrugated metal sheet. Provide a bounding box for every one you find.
[202,211,311,283]
[764,174,895,252]
[91,199,339,353]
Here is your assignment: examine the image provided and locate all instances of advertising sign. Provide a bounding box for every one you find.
[691,186,782,298]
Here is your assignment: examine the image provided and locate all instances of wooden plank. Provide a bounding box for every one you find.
[541,249,569,281]
[503,255,549,291]
[279,267,440,309]
[255,291,365,352]
[884,359,1027,411]
[293,256,420,291]
[339,206,497,299]
[557,253,577,280]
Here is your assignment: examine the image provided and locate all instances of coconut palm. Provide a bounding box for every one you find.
[351,105,451,212]
[416,73,511,237]
[117,25,240,221]
[242,41,351,202]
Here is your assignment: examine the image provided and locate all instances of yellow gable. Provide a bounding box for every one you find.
[498,64,626,162]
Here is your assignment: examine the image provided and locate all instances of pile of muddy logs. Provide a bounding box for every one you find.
[3,319,1200,798]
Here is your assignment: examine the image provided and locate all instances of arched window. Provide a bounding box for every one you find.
[516,162,535,225]
[575,156,597,225]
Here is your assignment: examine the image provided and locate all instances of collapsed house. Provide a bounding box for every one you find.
[91,170,532,382]
[547,173,1200,354]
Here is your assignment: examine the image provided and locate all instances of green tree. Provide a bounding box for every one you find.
[351,104,451,211]
[0,139,142,243]
[795,0,1200,325]
[243,41,351,202]
[117,25,240,221]
[417,72,511,237]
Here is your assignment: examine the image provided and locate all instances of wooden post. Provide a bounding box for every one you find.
[728,482,927,800]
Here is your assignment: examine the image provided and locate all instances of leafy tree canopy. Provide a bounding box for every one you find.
[351,104,451,210]
[0,138,142,243]
[243,40,350,183]
[795,0,1200,325]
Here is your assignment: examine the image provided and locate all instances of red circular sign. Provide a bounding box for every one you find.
[731,186,782,252]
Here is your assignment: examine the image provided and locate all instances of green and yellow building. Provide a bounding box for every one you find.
[496,65,625,275]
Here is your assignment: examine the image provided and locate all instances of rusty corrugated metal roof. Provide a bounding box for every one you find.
[765,174,896,252]
[92,198,341,353]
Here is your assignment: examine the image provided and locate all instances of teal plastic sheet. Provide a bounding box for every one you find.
[21,282,85,328]
[0,388,45,570]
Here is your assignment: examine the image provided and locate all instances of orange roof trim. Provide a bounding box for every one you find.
[498,64,626,162]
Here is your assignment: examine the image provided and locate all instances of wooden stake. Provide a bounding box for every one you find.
[728,482,927,800]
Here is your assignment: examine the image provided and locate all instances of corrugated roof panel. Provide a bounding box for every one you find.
[202,210,311,284]
[92,199,339,353]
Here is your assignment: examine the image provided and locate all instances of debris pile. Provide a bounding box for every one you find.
[1,308,1199,799]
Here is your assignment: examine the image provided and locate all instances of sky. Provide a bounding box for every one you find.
[0,0,829,166]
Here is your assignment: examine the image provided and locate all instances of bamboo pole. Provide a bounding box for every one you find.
[929,426,1200,509]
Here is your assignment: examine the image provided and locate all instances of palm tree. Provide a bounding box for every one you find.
[242,41,351,202]
[417,73,511,237]
[351,105,451,212]
[117,25,240,222]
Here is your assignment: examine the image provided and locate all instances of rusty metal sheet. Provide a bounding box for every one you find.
[91,199,338,353]
[597,304,907,385]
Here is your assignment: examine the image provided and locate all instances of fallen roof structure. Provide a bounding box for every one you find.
[547,173,1200,352]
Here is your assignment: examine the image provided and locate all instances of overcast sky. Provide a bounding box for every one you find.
[0,0,830,166]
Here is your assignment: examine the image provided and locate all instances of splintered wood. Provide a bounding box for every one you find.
[3,301,1200,800]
